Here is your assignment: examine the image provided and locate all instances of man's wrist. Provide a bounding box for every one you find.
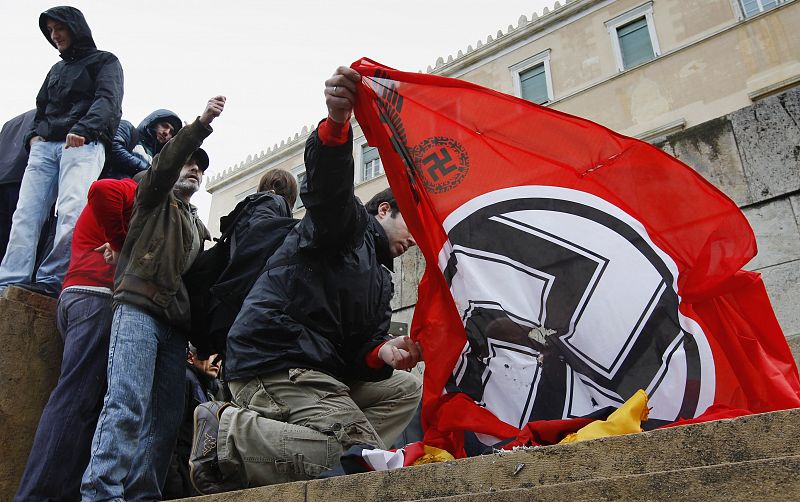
[318,117,349,147]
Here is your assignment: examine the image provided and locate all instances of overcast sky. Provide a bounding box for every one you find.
[3,0,553,223]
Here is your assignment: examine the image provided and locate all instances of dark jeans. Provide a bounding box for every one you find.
[14,288,113,502]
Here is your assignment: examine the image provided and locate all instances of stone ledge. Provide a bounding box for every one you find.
[1,285,57,314]
[185,407,800,502]
[419,455,800,501]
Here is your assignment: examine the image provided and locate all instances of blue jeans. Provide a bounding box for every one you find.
[0,140,105,292]
[81,303,187,502]
[14,288,113,502]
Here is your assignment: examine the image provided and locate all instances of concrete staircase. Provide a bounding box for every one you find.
[186,407,800,501]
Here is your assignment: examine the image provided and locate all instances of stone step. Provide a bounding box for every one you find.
[185,407,800,502]
[0,287,60,500]
[416,455,800,501]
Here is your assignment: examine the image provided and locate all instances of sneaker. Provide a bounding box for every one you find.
[189,401,243,494]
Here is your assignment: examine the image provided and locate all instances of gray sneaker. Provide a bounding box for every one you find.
[189,401,243,494]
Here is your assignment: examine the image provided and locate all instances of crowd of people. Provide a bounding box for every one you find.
[3,6,423,501]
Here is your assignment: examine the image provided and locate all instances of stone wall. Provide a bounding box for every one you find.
[0,287,60,500]
[658,86,800,342]
[389,86,800,348]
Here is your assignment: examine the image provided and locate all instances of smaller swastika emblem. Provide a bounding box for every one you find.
[411,136,469,194]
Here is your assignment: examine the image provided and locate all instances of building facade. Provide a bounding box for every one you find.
[206,0,800,344]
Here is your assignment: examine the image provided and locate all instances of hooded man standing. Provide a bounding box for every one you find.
[0,6,123,297]
[81,96,224,501]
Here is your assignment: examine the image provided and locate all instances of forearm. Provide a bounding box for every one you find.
[301,125,363,247]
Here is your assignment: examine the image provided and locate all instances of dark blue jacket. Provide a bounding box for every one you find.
[0,110,36,185]
[224,127,395,383]
[103,110,181,179]
[27,6,123,148]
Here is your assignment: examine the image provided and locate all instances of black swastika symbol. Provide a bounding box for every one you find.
[423,148,458,182]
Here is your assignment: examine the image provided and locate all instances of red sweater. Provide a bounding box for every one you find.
[62,178,137,290]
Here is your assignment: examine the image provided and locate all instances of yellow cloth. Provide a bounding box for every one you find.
[559,389,649,444]
[411,445,456,465]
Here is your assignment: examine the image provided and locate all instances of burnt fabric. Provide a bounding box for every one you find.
[350,58,800,458]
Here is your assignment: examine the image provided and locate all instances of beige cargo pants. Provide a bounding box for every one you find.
[217,368,422,487]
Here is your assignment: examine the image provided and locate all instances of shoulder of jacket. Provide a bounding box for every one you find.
[90,50,121,64]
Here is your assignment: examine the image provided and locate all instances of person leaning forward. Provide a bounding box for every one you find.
[81,96,224,501]
[189,67,423,494]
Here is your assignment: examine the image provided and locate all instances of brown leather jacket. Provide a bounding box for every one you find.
[113,119,211,331]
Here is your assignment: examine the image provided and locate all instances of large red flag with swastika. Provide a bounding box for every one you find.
[351,58,800,457]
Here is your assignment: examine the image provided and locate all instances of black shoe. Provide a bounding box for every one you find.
[189,401,242,494]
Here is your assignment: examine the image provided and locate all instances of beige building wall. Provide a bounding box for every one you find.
[206,0,800,334]
[207,123,384,236]
[209,1,799,230]
[448,0,799,138]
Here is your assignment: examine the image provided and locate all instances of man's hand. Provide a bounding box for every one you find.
[29,136,44,148]
[324,66,360,124]
[94,242,118,265]
[65,133,86,149]
[378,335,423,370]
[199,96,226,127]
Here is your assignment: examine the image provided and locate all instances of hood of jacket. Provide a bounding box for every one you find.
[39,6,96,59]
[137,109,183,156]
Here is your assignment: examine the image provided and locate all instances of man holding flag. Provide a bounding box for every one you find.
[189,67,422,493]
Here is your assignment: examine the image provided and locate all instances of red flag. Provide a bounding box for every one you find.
[351,58,800,456]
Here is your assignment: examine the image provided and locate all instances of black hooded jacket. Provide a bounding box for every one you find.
[224,127,395,383]
[26,6,123,148]
[137,109,183,158]
[103,109,182,179]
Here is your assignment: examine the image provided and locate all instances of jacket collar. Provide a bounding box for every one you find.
[368,217,394,272]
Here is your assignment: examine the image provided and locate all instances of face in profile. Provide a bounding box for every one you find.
[189,352,221,379]
[375,202,416,258]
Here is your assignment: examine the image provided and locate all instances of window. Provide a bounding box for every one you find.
[617,18,655,69]
[520,65,548,104]
[294,171,306,210]
[738,0,784,18]
[606,2,661,72]
[511,50,553,105]
[361,144,383,182]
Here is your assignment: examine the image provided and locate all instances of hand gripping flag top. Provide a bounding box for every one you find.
[350,58,800,458]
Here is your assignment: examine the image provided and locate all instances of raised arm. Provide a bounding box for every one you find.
[301,67,367,249]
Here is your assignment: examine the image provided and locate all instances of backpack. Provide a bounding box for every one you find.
[184,192,298,358]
